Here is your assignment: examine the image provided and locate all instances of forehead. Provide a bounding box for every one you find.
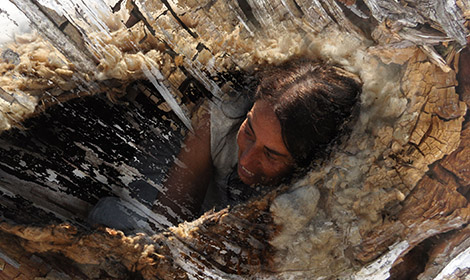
[249,100,290,155]
[250,100,278,126]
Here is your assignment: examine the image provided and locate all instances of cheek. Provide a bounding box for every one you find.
[261,161,294,180]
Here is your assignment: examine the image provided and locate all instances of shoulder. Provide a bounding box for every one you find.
[190,100,211,131]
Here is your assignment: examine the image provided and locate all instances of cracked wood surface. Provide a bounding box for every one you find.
[0,0,469,279]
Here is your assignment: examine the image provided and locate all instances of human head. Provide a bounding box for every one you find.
[255,59,362,168]
[236,99,295,186]
[236,59,361,186]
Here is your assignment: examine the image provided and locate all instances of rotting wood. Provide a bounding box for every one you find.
[355,50,470,278]
[0,0,469,279]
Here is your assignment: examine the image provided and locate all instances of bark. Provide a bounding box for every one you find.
[0,0,469,279]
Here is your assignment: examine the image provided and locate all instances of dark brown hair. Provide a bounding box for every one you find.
[254,59,362,168]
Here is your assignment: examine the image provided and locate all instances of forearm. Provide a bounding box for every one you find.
[153,106,213,224]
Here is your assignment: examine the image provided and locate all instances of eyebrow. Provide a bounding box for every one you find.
[247,115,290,158]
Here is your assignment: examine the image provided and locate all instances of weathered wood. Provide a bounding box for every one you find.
[0,85,188,230]
[354,47,470,279]
[0,0,469,279]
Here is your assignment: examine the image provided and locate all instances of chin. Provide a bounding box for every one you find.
[237,169,257,186]
[238,172,275,186]
[237,165,281,186]
[238,174,255,186]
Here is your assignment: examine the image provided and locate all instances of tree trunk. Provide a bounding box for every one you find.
[0,0,469,279]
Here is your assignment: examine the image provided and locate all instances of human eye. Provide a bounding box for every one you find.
[244,124,254,138]
[244,126,251,135]
[264,150,277,161]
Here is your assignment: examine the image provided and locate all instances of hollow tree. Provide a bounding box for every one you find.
[0,0,469,279]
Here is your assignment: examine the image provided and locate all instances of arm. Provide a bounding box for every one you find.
[155,105,213,224]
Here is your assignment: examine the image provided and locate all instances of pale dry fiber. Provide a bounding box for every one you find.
[0,0,469,279]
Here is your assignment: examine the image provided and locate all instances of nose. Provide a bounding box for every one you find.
[239,142,260,169]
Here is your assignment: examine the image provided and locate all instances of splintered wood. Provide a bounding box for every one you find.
[0,0,469,279]
[0,193,281,279]
[355,51,470,279]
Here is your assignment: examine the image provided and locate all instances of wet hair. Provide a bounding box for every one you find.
[254,59,362,168]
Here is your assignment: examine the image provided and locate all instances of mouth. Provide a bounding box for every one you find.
[238,165,254,178]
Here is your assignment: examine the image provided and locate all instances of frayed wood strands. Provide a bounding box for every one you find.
[0,0,469,279]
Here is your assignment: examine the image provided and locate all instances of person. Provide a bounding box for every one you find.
[156,58,362,224]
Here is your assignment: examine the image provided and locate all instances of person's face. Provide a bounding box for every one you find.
[236,100,295,186]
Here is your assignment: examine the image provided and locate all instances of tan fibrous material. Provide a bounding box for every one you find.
[0,192,282,279]
[0,0,469,279]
